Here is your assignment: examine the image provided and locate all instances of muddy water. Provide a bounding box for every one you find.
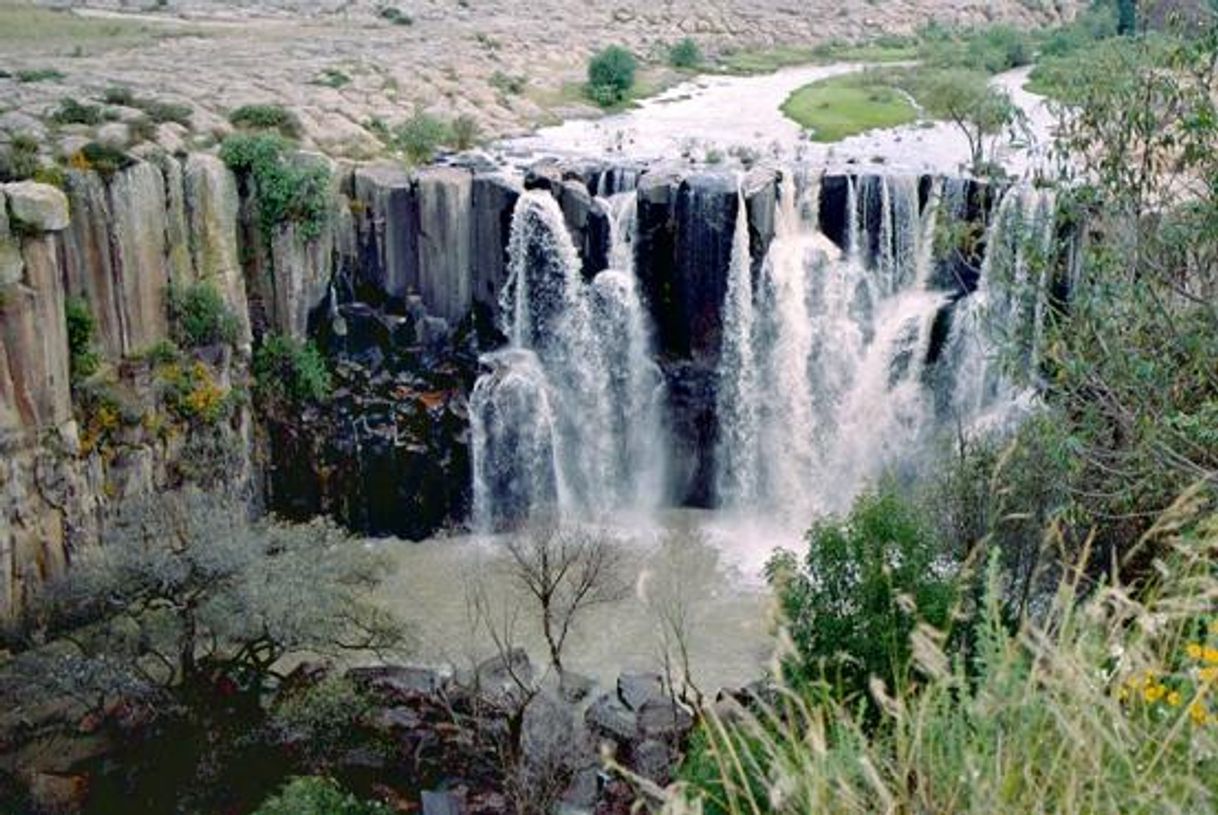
[370,510,794,689]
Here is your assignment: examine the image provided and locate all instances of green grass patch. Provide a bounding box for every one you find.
[716,45,821,75]
[0,2,200,54]
[780,72,918,141]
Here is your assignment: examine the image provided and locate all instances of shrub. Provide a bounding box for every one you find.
[765,487,959,703]
[489,70,527,96]
[586,45,637,105]
[65,296,101,382]
[129,116,156,143]
[315,67,350,88]
[220,133,330,242]
[377,5,412,25]
[50,97,103,125]
[668,37,703,69]
[450,113,481,150]
[0,134,40,182]
[138,98,192,126]
[229,103,301,138]
[253,777,390,815]
[158,358,233,425]
[253,333,331,409]
[392,109,452,164]
[269,676,376,769]
[102,85,135,106]
[68,142,134,178]
[15,68,64,83]
[169,281,239,348]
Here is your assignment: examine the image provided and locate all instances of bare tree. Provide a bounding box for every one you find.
[502,522,629,677]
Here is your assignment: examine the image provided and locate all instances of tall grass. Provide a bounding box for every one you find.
[661,488,1218,814]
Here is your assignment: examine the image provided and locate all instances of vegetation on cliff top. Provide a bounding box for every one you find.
[219,133,330,243]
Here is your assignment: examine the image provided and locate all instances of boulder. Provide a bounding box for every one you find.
[617,672,665,712]
[585,693,636,744]
[348,664,443,698]
[95,121,130,150]
[633,738,674,784]
[421,790,461,815]
[636,698,695,742]
[3,182,69,232]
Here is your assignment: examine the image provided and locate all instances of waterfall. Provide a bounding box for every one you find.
[714,190,760,507]
[471,188,664,529]
[471,165,1060,534]
[945,185,1058,430]
[713,174,948,515]
[755,174,817,516]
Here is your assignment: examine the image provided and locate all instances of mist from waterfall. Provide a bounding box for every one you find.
[471,189,664,530]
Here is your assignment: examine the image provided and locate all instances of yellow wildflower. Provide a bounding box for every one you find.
[1204,647,1218,665]
[1187,643,1204,660]
[1167,691,1182,707]
[1200,666,1218,684]
[1143,684,1167,704]
[1189,702,1209,726]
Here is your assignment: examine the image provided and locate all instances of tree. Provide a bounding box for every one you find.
[501,523,628,677]
[669,37,703,69]
[587,45,638,105]
[915,68,1023,174]
[765,488,959,703]
[6,489,404,710]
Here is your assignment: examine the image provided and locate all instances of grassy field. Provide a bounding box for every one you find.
[0,2,199,55]
[527,67,680,116]
[715,39,918,75]
[780,72,918,141]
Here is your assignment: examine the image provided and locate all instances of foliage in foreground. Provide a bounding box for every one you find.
[766,488,957,704]
[252,776,390,815]
[673,493,1218,815]
[169,280,240,348]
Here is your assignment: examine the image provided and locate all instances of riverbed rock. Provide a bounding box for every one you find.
[585,693,636,744]
[617,672,665,712]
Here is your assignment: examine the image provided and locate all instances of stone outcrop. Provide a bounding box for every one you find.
[184,153,252,347]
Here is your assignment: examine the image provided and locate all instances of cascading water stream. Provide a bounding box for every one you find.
[471,188,664,530]
[945,185,1058,430]
[714,190,760,507]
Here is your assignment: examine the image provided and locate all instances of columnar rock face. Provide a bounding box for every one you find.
[1,185,71,431]
[470,172,520,309]
[266,155,338,340]
[673,172,739,363]
[184,154,252,347]
[352,163,419,305]
[109,161,171,353]
[635,168,681,355]
[0,186,75,619]
[416,167,473,325]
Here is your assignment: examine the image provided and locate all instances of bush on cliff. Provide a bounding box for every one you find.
[65,295,101,382]
[169,280,240,348]
[220,133,330,242]
[253,333,332,411]
[586,45,637,106]
[392,109,452,164]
